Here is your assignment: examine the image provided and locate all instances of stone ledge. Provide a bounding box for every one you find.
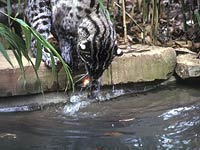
[0,45,176,97]
[0,52,68,97]
[102,44,176,85]
[175,54,200,79]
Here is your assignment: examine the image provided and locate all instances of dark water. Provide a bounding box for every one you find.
[0,84,200,150]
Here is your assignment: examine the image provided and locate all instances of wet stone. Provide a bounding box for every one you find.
[175,54,200,79]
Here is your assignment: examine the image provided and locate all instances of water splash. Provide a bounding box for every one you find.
[63,95,91,116]
[63,93,93,116]
[63,89,127,116]
[63,82,161,116]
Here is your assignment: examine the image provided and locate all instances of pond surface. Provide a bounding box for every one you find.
[0,84,200,150]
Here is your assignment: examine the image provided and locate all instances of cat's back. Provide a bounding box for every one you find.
[52,0,99,34]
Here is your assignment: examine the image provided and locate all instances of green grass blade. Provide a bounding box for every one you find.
[195,12,200,26]
[0,22,27,85]
[0,23,26,51]
[12,49,26,84]
[30,28,74,86]
[21,26,31,51]
[35,39,42,70]
[0,42,13,67]
[98,0,111,20]
[0,12,74,91]
[14,18,30,28]
[6,0,11,25]
[49,51,56,76]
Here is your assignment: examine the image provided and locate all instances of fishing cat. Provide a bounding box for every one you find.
[25,0,122,98]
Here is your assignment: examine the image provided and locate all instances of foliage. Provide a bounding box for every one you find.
[98,0,111,20]
[195,12,200,27]
[0,11,73,91]
[107,0,200,47]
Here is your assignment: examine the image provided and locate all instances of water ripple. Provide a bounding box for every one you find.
[159,105,198,121]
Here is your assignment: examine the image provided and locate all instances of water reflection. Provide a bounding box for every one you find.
[157,105,200,149]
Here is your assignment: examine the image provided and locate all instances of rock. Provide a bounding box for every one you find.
[102,44,176,85]
[175,54,200,79]
[0,92,69,112]
[0,44,177,97]
[0,50,66,97]
[118,44,127,49]
[174,47,197,55]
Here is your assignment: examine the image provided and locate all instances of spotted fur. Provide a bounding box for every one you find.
[78,8,117,78]
[25,0,122,98]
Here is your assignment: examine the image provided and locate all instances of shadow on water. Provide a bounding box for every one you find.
[0,83,200,150]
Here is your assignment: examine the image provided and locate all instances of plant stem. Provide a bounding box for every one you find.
[180,0,187,36]
[114,2,143,32]
[122,0,127,43]
[6,0,11,25]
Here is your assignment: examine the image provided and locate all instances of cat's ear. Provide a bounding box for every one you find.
[78,40,90,50]
[79,40,87,50]
[114,44,123,56]
[79,42,86,50]
[115,48,123,56]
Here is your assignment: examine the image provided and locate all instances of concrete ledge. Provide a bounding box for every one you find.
[0,45,176,97]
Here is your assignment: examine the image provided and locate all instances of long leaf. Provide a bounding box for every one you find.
[35,39,42,70]
[6,0,11,25]
[0,23,28,85]
[0,42,13,67]
[21,26,31,51]
[12,48,26,84]
[195,12,200,26]
[18,19,74,89]
[98,0,111,20]
[0,11,74,91]
[30,28,73,84]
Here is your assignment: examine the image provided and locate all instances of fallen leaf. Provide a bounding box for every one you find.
[119,118,135,122]
[103,132,123,137]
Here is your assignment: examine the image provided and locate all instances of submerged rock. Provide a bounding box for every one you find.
[175,54,200,79]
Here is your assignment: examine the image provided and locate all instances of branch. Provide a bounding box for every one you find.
[114,2,143,32]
